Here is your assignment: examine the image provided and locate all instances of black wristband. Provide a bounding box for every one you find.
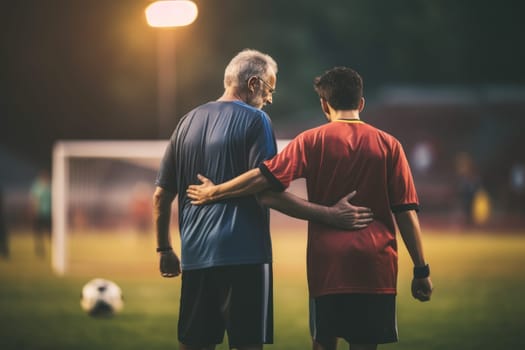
[413,264,430,279]
[156,246,173,253]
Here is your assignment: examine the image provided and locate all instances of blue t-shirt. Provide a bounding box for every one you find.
[156,101,277,270]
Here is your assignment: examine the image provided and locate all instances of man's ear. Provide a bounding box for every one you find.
[358,97,365,112]
[247,76,258,93]
[320,98,330,114]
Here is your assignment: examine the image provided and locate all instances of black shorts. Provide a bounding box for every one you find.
[178,263,273,348]
[310,293,398,346]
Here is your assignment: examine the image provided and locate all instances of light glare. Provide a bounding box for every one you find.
[145,0,198,28]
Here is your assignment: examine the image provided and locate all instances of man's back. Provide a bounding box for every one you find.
[301,121,416,229]
[156,100,277,270]
[262,119,419,296]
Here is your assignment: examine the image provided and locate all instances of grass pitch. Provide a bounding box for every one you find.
[1,227,524,349]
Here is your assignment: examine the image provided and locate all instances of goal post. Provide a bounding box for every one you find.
[51,140,294,276]
[51,140,168,275]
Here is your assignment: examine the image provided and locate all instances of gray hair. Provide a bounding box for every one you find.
[223,49,278,89]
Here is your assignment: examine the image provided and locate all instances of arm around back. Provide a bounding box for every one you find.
[187,169,271,205]
[187,172,374,230]
[258,190,373,230]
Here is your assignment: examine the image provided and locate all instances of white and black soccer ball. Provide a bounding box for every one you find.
[80,278,124,317]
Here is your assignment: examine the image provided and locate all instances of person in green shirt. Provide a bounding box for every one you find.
[30,170,51,257]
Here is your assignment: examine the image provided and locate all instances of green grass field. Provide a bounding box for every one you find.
[1,228,525,349]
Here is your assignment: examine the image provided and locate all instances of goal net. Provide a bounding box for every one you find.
[51,140,300,275]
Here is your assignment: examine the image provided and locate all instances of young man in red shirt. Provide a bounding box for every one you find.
[187,67,433,350]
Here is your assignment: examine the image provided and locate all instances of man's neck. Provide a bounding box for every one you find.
[217,88,245,103]
[332,110,360,121]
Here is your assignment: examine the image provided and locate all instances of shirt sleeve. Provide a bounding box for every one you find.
[155,140,178,195]
[246,111,277,168]
[388,140,420,213]
[260,133,308,191]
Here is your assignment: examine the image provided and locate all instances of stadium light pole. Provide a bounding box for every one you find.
[145,0,198,138]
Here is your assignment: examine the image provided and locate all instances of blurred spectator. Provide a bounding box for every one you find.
[510,163,525,194]
[471,187,491,226]
[0,186,9,259]
[410,141,435,174]
[129,182,153,234]
[509,163,525,217]
[30,170,51,257]
[455,152,481,226]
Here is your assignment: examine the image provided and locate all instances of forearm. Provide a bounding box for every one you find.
[153,186,175,249]
[210,168,271,201]
[395,210,426,267]
[396,210,433,301]
[258,190,331,223]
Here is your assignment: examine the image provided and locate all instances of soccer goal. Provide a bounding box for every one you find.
[51,141,168,275]
[51,140,295,276]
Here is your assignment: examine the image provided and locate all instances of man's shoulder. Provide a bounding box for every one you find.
[302,121,403,147]
[355,122,401,144]
[300,122,332,136]
[191,101,267,119]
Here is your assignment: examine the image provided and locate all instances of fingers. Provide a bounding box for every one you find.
[161,272,179,278]
[412,279,433,302]
[186,188,197,199]
[349,224,368,230]
[336,217,374,230]
[186,187,201,198]
[342,190,357,201]
[161,271,181,278]
[355,216,373,229]
[357,217,374,224]
[348,204,373,214]
[337,191,373,214]
[186,175,215,206]
[186,188,204,204]
[197,174,210,183]
[350,214,374,224]
[188,195,207,205]
[160,264,180,277]
[160,253,181,278]
[355,211,374,219]
[197,174,215,186]
[161,267,181,278]
[414,289,431,301]
[355,207,373,213]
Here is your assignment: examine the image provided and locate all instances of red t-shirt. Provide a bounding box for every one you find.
[260,120,419,297]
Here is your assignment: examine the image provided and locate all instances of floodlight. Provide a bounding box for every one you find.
[145,0,198,28]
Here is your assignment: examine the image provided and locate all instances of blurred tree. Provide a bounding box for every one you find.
[1,0,524,164]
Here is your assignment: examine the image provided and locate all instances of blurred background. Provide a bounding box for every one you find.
[1,1,525,349]
[2,0,525,234]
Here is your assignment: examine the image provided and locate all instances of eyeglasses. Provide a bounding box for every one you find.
[251,76,276,94]
[257,77,276,94]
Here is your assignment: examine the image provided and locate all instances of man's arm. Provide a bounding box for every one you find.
[187,172,373,230]
[395,210,433,302]
[153,186,181,278]
[258,190,372,230]
[187,169,269,205]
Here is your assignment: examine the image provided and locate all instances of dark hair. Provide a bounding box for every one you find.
[313,67,363,110]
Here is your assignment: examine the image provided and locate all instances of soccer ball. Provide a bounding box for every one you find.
[80,278,124,317]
